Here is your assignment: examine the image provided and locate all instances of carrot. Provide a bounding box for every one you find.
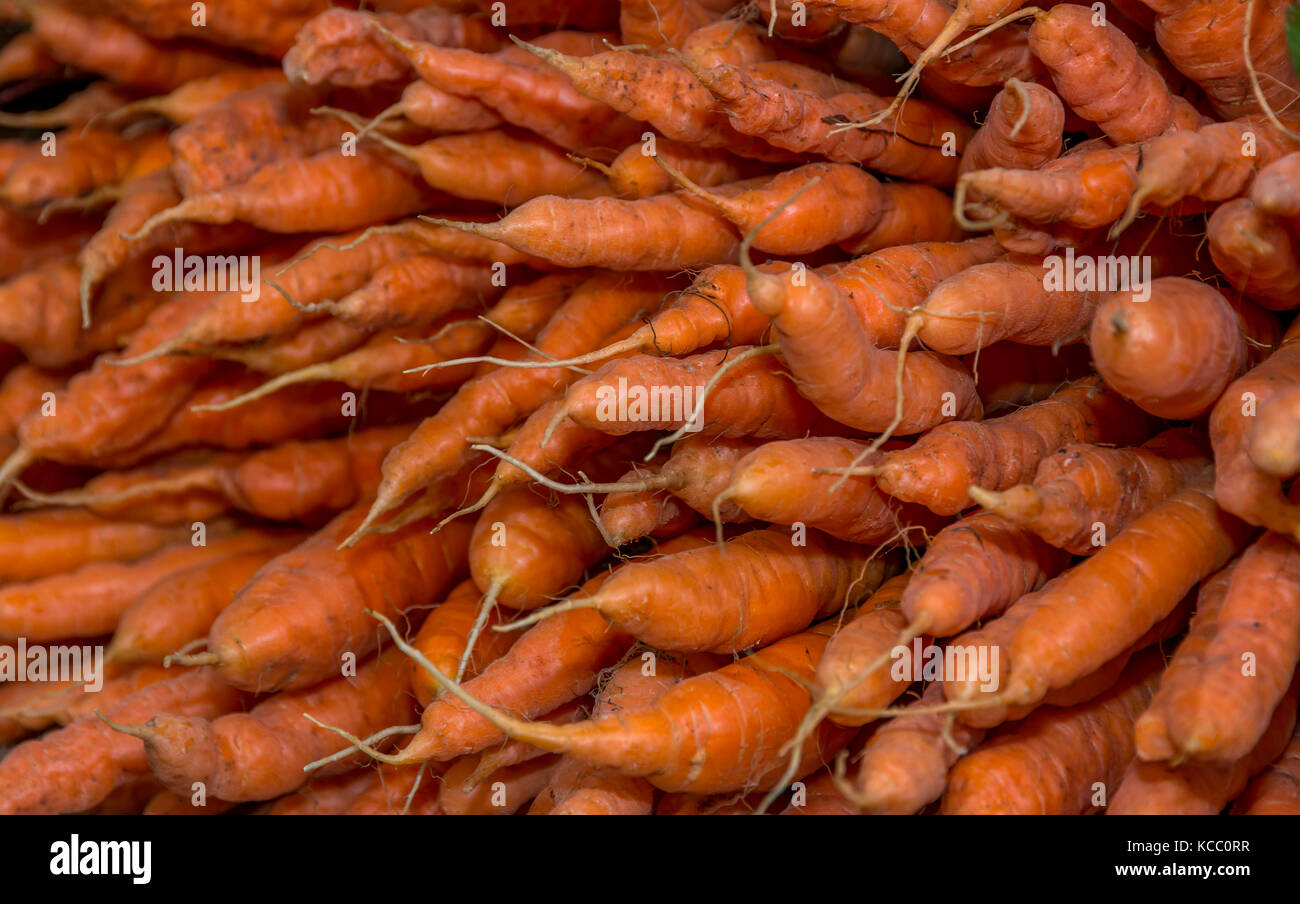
[619,0,720,46]
[0,508,191,583]
[872,376,1160,516]
[283,7,501,87]
[351,271,675,542]
[662,161,887,254]
[837,183,963,254]
[0,362,63,456]
[30,2,240,92]
[598,470,702,546]
[1090,277,1280,419]
[409,580,519,705]
[375,28,642,153]
[505,527,896,654]
[369,79,504,133]
[940,648,1164,814]
[0,205,98,283]
[143,789,236,815]
[0,668,244,815]
[958,78,1065,176]
[592,136,765,198]
[1029,4,1204,143]
[439,754,561,814]
[392,614,858,794]
[0,82,131,129]
[1139,0,1300,120]
[125,146,439,244]
[1135,532,1300,764]
[188,505,473,693]
[758,0,849,42]
[1109,685,1299,814]
[1206,197,1300,310]
[84,0,330,58]
[1249,386,1300,478]
[259,769,376,815]
[107,539,304,665]
[1,665,176,739]
[108,649,415,801]
[1,128,171,209]
[104,68,286,125]
[341,762,445,815]
[688,59,975,184]
[744,265,981,436]
[965,342,1095,414]
[1249,150,1300,217]
[849,681,988,814]
[0,29,62,82]
[1231,727,1300,814]
[716,437,947,544]
[991,484,1254,712]
[0,526,288,642]
[970,428,1213,555]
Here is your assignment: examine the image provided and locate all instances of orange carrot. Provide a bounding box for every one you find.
[143,789,236,815]
[1249,385,1300,478]
[104,68,285,125]
[1,129,170,209]
[0,508,190,583]
[0,668,244,815]
[84,0,330,58]
[438,754,560,814]
[341,761,446,815]
[598,470,702,546]
[873,376,1159,515]
[970,428,1213,555]
[0,82,131,130]
[1249,150,1300,217]
[260,769,376,815]
[1206,197,1300,310]
[1090,277,1280,419]
[0,29,61,82]
[837,183,963,254]
[0,205,98,283]
[409,579,519,705]
[594,136,765,198]
[958,78,1064,176]
[1231,728,1300,814]
[619,0,719,46]
[1135,532,1300,764]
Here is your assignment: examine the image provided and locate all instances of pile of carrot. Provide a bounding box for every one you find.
[0,0,1297,816]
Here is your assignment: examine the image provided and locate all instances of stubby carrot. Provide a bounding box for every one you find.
[105,69,286,125]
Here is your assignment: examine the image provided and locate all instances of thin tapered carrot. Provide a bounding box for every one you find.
[871,376,1159,516]
[409,579,519,706]
[350,271,676,543]
[29,3,240,92]
[504,527,896,654]
[107,538,305,664]
[1110,685,1299,815]
[0,508,190,583]
[837,183,963,254]
[969,428,1213,555]
[0,82,131,130]
[716,437,947,544]
[1231,728,1300,814]
[208,318,370,377]
[124,146,439,245]
[1090,278,1280,420]
[1,129,170,209]
[0,526,288,642]
[1210,319,1300,539]
[0,668,245,815]
[1206,197,1300,310]
[108,650,415,801]
[104,68,285,125]
[186,504,473,693]
[1,665,176,740]
[941,649,1164,814]
[1135,532,1300,764]
[455,700,587,790]
[283,6,501,87]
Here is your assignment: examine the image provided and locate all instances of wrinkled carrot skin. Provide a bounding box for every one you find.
[851,681,987,814]
[1029,4,1203,143]
[2,130,170,209]
[0,663,169,742]
[108,540,303,664]
[959,80,1064,176]
[837,183,962,254]
[819,238,1003,348]
[283,7,502,86]
[1110,687,1299,815]
[112,69,286,124]
[904,510,1071,638]
[0,30,61,82]
[0,509,190,584]
[962,144,1139,228]
[639,435,760,521]
[1232,730,1300,814]
[999,485,1255,709]
[981,428,1212,553]
[603,138,762,198]
[80,0,330,58]
[342,762,446,815]
[30,3,240,92]
[1141,0,1299,120]
[410,580,519,705]
[1136,533,1300,764]
[393,80,503,132]
[0,363,63,454]
[144,789,236,815]
[1210,320,1300,537]
[750,268,981,434]
[876,377,1159,516]
[324,253,500,331]
[723,438,946,544]
[600,472,701,546]
[581,527,893,653]
[1250,151,1300,217]
[0,527,286,642]
[815,574,913,725]
[440,754,561,814]
[1207,198,1300,310]
[1091,278,1280,420]
[260,769,376,815]
[0,668,244,815]
[941,650,1163,815]
[135,650,415,801]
